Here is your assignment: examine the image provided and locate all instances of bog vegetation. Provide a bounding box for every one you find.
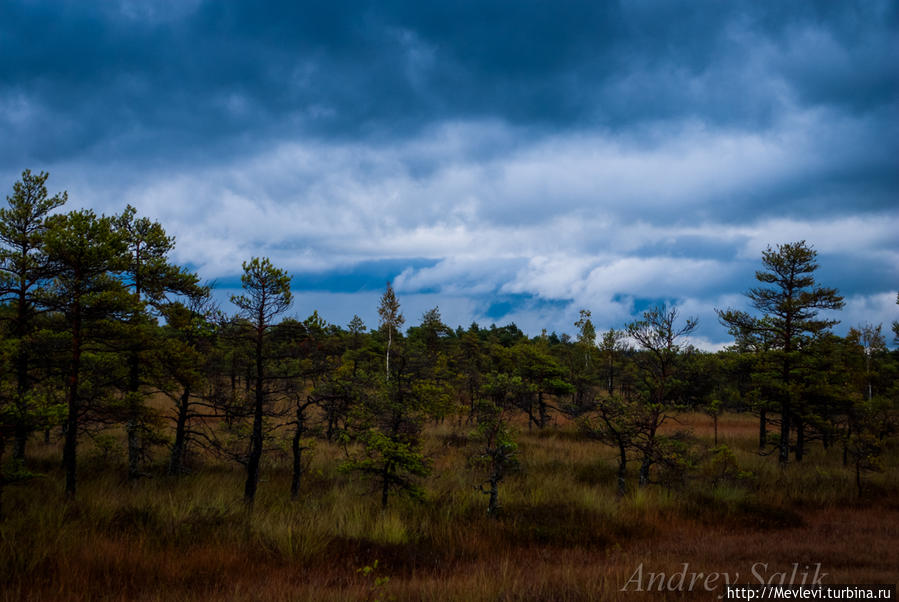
[1,171,897,600]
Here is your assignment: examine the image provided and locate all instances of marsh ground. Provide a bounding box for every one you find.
[2,412,897,601]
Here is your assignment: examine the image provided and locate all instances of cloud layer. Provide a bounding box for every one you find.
[2,0,897,344]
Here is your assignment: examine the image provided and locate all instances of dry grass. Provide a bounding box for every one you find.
[1,411,897,601]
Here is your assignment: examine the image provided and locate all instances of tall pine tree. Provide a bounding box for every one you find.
[718,241,844,464]
[0,170,67,464]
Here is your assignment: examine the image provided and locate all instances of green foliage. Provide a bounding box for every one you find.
[0,170,68,466]
[231,257,293,326]
[229,256,295,504]
[717,240,846,464]
[39,208,136,496]
[0,169,68,298]
[574,309,596,348]
[623,304,698,486]
[377,282,404,336]
[700,444,753,487]
[471,394,520,515]
[340,425,431,507]
[357,559,393,601]
[116,205,202,306]
[650,433,698,490]
[845,392,896,496]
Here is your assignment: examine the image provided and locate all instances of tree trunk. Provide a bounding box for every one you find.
[126,348,142,480]
[758,409,766,450]
[794,417,805,462]
[779,400,790,466]
[0,436,6,520]
[230,357,237,402]
[126,418,141,480]
[243,329,264,507]
[639,453,651,486]
[381,463,391,509]
[168,386,190,476]
[326,411,335,442]
[12,427,27,465]
[126,277,143,481]
[487,474,499,515]
[617,442,627,497]
[779,345,792,466]
[63,301,82,499]
[13,290,31,465]
[640,418,658,486]
[385,329,392,380]
[537,391,547,428]
[842,423,850,467]
[607,355,614,395]
[855,459,862,497]
[713,414,718,446]
[290,404,305,500]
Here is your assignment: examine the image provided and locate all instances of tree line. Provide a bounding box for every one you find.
[1,170,897,516]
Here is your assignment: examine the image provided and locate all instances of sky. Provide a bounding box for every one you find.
[2,0,897,348]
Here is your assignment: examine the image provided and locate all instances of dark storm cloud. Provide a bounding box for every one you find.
[3,1,896,162]
[1,0,897,345]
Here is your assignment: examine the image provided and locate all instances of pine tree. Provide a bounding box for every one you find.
[0,170,67,464]
[158,287,217,476]
[41,210,131,498]
[116,205,201,479]
[231,257,292,506]
[627,304,697,485]
[474,373,523,514]
[717,241,844,464]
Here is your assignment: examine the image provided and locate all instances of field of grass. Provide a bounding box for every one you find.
[2,412,897,601]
